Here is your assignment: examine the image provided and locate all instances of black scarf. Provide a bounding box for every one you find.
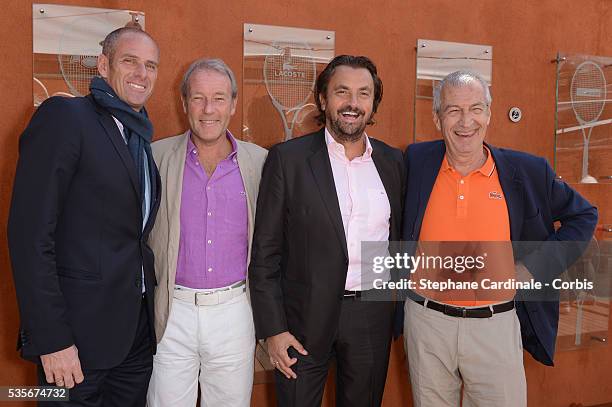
[90,76,154,220]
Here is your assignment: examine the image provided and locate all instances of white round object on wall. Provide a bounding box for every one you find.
[508,107,522,123]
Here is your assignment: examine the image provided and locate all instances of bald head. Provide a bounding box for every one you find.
[101,27,159,66]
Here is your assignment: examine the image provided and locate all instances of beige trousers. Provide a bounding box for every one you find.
[403,299,526,407]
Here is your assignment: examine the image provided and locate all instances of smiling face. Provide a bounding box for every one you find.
[320,65,374,142]
[183,69,236,146]
[434,80,491,159]
[97,32,159,111]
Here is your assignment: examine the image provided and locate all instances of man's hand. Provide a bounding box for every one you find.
[40,345,84,388]
[266,331,308,379]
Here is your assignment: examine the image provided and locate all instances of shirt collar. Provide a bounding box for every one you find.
[111,116,126,143]
[324,127,373,160]
[479,146,495,177]
[442,145,495,177]
[186,129,238,160]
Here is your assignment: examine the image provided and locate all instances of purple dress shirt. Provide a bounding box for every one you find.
[175,131,248,289]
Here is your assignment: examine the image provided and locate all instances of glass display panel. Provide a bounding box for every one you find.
[33,4,144,106]
[414,39,492,143]
[243,23,334,147]
[555,53,612,184]
[556,237,610,350]
[555,52,612,350]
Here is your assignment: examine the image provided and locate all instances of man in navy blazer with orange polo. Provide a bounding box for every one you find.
[401,70,597,406]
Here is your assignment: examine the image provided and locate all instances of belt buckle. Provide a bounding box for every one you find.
[443,304,464,318]
[195,291,216,306]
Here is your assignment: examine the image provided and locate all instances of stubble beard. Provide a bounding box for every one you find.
[327,111,371,143]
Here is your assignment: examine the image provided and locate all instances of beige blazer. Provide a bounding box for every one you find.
[149,130,267,343]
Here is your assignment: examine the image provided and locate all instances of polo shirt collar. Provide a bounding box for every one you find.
[442,145,495,177]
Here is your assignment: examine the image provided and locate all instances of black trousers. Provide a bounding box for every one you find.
[37,298,154,407]
[275,299,394,407]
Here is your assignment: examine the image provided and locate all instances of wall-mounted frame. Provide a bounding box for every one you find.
[554,53,612,184]
[33,4,144,107]
[414,39,492,143]
[554,52,611,351]
[243,23,334,148]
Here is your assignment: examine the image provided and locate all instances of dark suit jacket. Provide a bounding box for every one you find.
[402,140,598,366]
[249,129,405,359]
[7,95,160,369]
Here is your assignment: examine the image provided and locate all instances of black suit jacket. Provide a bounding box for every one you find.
[249,129,405,359]
[8,95,160,369]
[402,140,597,366]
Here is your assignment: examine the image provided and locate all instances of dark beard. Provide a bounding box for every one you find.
[327,115,367,143]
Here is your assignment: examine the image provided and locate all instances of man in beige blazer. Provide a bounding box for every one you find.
[146,58,267,407]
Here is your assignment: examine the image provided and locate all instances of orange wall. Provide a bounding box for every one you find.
[1,1,611,406]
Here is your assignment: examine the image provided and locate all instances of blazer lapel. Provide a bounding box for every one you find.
[413,143,445,239]
[166,132,189,288]
[489,145,524,240]
[236,141,257,265]
[95,108,141,202]
[307,131,348,259]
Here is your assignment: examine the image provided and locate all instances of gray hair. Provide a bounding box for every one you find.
[180,58,238,100]
[433,70,492,114]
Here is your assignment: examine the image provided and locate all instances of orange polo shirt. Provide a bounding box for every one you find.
[414,147,515,306]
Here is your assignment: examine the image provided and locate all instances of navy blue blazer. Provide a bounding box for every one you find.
[8,96,160,368]
[402,140,598,366]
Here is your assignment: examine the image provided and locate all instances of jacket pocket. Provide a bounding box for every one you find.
[57,267,101,281]
[521,208,547,239]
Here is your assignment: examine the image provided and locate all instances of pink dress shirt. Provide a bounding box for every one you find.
[175,131,248,289]
[325,129,391,291]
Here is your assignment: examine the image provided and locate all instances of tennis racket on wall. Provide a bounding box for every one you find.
[33,77,49,107]
[570,60,607,183]
[58,54,99,96]
[58,16,113,96]
[263,41,317,141]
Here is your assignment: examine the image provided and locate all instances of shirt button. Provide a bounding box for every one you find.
[207,267,213,272]
[206,186,211,190]
[460,179,465,184]
[195,162,199,166]
[207,240,212,244]
[207,212,212,216]
[459,195,465,200]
